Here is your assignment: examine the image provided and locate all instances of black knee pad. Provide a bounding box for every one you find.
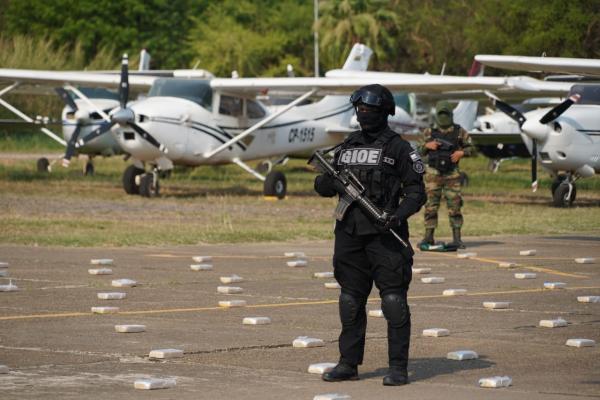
[339,292,364,326]
[381,293,410,328]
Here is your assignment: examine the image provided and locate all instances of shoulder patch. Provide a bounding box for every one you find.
[413,160,425,174]
[409,150,422,162]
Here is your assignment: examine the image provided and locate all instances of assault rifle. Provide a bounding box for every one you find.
[308,150,409,248]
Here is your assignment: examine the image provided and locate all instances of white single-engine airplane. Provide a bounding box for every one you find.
[0,44,546,198]
[475,54,600,207]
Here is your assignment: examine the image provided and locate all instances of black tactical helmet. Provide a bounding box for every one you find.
[350,84,395,116]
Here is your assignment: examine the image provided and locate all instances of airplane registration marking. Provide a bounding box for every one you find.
[2,286,599,321]
[431,252,587,278]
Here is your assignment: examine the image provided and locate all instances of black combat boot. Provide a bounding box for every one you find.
[322,362,359,382]
[418,228,435,247]
[450,227,466,249]
[383,366,408,386]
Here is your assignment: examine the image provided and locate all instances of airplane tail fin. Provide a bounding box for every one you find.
[341,43,373,71]
[453,61,483,130]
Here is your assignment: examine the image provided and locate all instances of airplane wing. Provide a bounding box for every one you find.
[0,69,157,90]
[475,55,600,77]
[210,75,514,96]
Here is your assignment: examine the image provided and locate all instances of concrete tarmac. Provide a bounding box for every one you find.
[0,235,599,399]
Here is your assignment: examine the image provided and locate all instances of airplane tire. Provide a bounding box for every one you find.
[84,162,95,176]
[139,173,160,198]
[122,165,144,195]
[37,157,50,173]
[552,183,576,208]
[550,175,566,195]
[263,171,286,199]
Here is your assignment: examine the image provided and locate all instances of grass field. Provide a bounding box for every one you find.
[0,133,599,247]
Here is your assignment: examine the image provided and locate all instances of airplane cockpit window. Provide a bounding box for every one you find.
[393,93,412,115]
[569,84,600,105]
[219,95,243,117]
[148,78,213,110]
[246,99,266,119]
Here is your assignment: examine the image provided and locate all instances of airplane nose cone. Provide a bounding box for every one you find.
[111,108,135,125]
[521,119,549,141]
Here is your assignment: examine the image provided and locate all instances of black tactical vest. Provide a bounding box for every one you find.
[427,124,460,173]
[336,130,403,210]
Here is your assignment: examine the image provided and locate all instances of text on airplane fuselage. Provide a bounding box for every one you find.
[288,127,315,143]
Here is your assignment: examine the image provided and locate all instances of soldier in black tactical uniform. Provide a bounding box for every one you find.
[313,84,426,386]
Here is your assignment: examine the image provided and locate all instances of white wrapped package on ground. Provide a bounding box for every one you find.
[217,286,243,294]
[91,306,119,314]
[111,279,137,287]
[149,349,184,359]
[421,277,445,284]
[284,252,305,258]
[544,282,566,289]
[288,259,307,267]
[324,282,341,289]
[0,262,8,268]
[566,338,595,348]
[412,268,431,274]
[134,378,176,390]
[0,280,18,292]
[90,259,113,265]
[514,273,536,279]
[293,336,325,348]
[457,252,477,259]
[479,376,512,388]
[498,262,517,268]
[313,394,351,400]
[88,268,112,275]
[575,257,595,264]
[0,365,9,374]
[423,328,450,337]
[519,250,536,256]
[218,300,246,308]
[0,270,8,277]
[483,301,510,309]
[368,309,384,318]
[577,296,600,303]
[314,271,334,278]
[308,362,337,374]
[443,289,467,296]
[539,318,567,328]
[97,292,126,300]
[220,275,243,283]
[191,264,213,271]
[447,350,478,360]
[192,256,212,262]
[115,324,146,333]
[243,317,271,325]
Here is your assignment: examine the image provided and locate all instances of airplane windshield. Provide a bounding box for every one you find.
[393,93,412,115]
[148,79,213,110]
[569,84,600,105]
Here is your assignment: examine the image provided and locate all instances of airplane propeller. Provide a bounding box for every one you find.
[488,93,581,192]
[75,54,168,154]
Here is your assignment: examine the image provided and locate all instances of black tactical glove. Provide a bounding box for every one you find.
[375,214,399,232]
[314,174,345,197]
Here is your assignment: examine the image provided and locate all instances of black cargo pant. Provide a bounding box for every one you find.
[333,229,412,370]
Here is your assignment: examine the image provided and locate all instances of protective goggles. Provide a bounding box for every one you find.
[349,90,383,107]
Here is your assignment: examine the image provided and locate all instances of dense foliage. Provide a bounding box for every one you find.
[1,0,598,76]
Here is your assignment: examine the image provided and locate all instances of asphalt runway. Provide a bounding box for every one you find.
[0,235,599,399]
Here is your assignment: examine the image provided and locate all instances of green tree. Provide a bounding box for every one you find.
[3,0,195,68]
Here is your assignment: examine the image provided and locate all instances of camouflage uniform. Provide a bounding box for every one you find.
[418,124,472,229]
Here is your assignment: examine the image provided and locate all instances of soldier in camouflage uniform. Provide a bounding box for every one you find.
[418,101,472,249]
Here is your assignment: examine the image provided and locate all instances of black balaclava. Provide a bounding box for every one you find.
[351,84,395,139]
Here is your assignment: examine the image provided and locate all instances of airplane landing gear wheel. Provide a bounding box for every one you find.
[122,165,144,195]
[37,157,50,173]
[84,161,94,176]
[139,173,160,198]
[263,171,286,199]
[553,182,576,207]
[550,174,567,196]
